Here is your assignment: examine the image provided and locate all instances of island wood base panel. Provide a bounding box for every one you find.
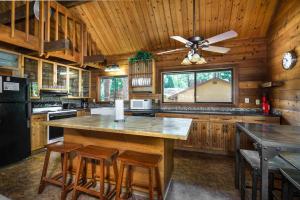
[64,128,174,196]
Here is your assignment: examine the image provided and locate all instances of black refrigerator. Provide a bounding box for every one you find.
[0,76,31,167]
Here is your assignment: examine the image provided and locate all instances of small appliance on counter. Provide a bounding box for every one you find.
[81,98,89,109]
[0,76,31,167]
[130,99,152,110]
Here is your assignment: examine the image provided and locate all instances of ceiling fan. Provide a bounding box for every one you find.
[157,0,238,65]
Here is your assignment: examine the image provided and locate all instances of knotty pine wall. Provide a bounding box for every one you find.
[267,0,300,125]
[93,38,268,108]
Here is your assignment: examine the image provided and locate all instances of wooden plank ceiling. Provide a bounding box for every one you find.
[71,0,278,56]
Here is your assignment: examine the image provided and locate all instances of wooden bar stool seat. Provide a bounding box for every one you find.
[38,141,83,200]
[116,150,163,200]
[72,145,119,200]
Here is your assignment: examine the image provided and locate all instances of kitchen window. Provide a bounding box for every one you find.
[163,69,233,103]
[100,76,129,102]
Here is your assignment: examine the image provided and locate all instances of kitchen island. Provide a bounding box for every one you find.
[44,115,192,196]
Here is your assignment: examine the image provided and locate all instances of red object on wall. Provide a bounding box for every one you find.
[262,94,270,115]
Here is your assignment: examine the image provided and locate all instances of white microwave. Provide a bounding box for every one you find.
[130,99,152,110]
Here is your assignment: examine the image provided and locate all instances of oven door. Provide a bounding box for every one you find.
[47,112,77,144]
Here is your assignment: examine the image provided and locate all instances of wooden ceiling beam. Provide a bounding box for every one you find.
[84,55,105,63]
[44,39,71,52]
[0,1,35,24]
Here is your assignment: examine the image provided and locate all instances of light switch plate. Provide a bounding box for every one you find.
[245,98,250,104]
[256,99,260,105]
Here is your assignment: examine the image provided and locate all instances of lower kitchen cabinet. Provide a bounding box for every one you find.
[31,114,47,151]
[155,113,280,155]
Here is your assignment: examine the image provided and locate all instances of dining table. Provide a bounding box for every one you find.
[235,123,300,200]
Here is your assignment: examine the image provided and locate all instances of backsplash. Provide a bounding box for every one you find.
[160,105,262,113]
[31,94,82,108]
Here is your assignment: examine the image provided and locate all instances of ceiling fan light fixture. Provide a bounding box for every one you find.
[190,52,201,62]
[181,56,192,65]
[196,57,207,65]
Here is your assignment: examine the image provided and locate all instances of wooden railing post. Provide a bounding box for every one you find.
[25,1,29,41]
[11,0,15,38]
[64,13,68,54]
[39,0,45,56]
[55,4,59,40]
[45,1,51,42]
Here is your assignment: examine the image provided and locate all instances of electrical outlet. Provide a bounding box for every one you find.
[245,98,250,104]
[256,99,260,105]
[93,99,96,103]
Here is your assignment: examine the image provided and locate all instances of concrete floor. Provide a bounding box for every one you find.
[0,150,240,200]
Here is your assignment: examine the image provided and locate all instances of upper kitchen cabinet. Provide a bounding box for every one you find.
[42,61,55,89]
[69,67,80,97]
[23,56,40,98]
[81,70,91,98]
[129,59,156,94]
[56,65,68,90]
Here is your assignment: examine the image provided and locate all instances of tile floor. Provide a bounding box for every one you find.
[0,150,240,200]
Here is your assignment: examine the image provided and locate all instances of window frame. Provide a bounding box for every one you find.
[161,67,237,106]
[99,75,129,102]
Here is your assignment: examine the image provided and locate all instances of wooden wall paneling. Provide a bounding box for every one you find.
[267,0,300,125]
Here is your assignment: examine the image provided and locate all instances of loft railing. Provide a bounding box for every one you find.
[0,0,102,67]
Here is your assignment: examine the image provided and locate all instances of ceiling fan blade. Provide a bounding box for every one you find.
[202,46,230,54]
[170,36,193,46]
[156,48,186,55]
[205,30,238,45]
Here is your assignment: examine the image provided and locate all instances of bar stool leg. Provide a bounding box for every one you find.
[113,160,119,183]
[155,167,163,200]
[116,162,125,200]
[240,157,245,200]
[252,169,258,200]
[106,162,111,196]
[72,155,84,200]
[126,165,133,198]
[38,150,51,194]
[99,159,105,200]
[149,168,154,200]
[61,152,69,200]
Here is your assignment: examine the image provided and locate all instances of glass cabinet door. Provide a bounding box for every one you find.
[42,62,54,88]
[69,68,79,97]
[81,70,90,97]
[56,65,67,89]
[23,57,39,97]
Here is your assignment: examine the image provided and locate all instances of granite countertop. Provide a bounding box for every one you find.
[43,115,192,140]
[125,109,280,117]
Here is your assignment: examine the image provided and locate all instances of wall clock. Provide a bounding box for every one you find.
[282,51,297,70]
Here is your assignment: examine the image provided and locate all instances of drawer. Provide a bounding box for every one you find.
[243,116,280,124]
[209,115,242,123]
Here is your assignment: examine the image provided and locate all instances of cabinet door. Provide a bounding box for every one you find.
[81,70,90,97]
[210,123,226,151]
[225,123,236,153]
[200,122,210,150]
[56,65,67,89]
[23,57,39,98]
[42,61,55,88]
[69,68,80,97]
[31,114,47,151]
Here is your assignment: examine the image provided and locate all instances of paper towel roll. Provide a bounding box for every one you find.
[115,99,125,121]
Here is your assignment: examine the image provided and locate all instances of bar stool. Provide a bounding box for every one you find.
[115,150,163,200]
[239,149,293,200]
[72,145,119,200]
[38,142,83,200]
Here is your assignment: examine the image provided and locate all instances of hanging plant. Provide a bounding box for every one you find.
[128,50,153,64]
